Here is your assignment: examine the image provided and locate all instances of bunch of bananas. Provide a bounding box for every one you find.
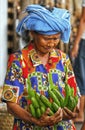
[64,84,78,111]
[27,88,60,118]
[26,78,78,118]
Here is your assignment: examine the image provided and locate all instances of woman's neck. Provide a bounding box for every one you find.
[38,53,49,66]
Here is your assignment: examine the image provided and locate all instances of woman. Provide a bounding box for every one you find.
[2,4,80,130]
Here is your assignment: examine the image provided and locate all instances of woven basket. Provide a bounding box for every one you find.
[0,111,14,130]
[0,87,14,130]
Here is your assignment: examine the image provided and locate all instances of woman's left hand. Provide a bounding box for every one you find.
[62,106,79,120]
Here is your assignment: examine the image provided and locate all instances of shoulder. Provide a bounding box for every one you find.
[7,50,23,70]
[8,44,29,62]
[8,50,22,62]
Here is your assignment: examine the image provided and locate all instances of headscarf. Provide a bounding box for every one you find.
[16,4,71,43]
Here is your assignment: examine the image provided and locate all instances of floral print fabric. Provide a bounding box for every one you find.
[2,42,80,130]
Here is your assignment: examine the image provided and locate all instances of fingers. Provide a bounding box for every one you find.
[40,108,52,125]
[54,108,62,119]
[63,109,71,119]
[40,107,63,126]
[74,106,80,113]
[63,107,78,119]
[40,108,50,119]
[49,108,63,124]
[64,107,72,113]
[31,107,63,127]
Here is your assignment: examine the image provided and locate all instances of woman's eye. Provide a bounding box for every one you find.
[54,38,57,40]
[43,37,60,41]
[54,38,60,40]
[43,38,49,40]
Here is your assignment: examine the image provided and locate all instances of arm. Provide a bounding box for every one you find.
[7,102,32,123]
[7,101,63,126]
[70,7,85,58]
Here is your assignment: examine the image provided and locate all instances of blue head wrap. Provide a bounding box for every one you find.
[16,4,71,43]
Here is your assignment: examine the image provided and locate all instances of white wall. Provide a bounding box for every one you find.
[0,0,8,87]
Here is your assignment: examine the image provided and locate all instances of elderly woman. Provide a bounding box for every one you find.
[2,4,80,130]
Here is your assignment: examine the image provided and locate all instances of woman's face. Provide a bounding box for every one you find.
[31,31,61,55]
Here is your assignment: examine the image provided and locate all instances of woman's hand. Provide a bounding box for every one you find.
[62,106,79,120]
[30,107,63,127]
[7,102,63,126]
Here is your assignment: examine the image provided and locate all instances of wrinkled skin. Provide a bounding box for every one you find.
[7,102,62,126]
[63,106,79,120]
[30,108,63,126]
[7,101,79,127]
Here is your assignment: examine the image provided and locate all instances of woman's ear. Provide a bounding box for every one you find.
[30,31,34,41]
[30,31,34,37]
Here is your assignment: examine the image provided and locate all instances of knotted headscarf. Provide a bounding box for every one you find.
[16,4,71,43]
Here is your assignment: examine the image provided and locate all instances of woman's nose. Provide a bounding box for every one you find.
[47,39,55,46]
[47,42,55,47]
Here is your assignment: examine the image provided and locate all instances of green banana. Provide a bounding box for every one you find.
[70,87,74,96]
[52,89,64,107]
[67,96,76,111]
[64,84,71,107]
[29,104,36,117]
[74,95,78,105]
[48,109,54,116]
[35,93,46,109]
[31,97,39,108]
[40,106,46,115]
[64,84,79,111]
[29,89,36,97]
[48,72,54,90]
[40,95,52,109]
[52,102,59,112]
[48,72,57,90]
[36,107,42,118]
[27,77,36,97]
[48,89,60,106]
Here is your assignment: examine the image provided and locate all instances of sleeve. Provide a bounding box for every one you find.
[1,53,25,103]
[63,54,81,97]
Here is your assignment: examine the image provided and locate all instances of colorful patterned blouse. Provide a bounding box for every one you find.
[2,42,80,130]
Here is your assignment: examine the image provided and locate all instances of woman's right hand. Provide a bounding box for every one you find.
[30,107,63,127]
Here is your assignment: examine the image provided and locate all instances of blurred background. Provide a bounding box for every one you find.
[0,0,82,129]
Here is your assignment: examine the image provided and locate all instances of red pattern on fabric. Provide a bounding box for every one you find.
[67,77,77,96]
[45,64,50,72]
[21,44,36,78]
[50,57,60,63]
[20,59,29,78]
[27,100,32,105]
[27,43,33,51]
[8,54,16,68]
[13,124,18,130]
[62,88,65,97]
[72,124,76,130]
